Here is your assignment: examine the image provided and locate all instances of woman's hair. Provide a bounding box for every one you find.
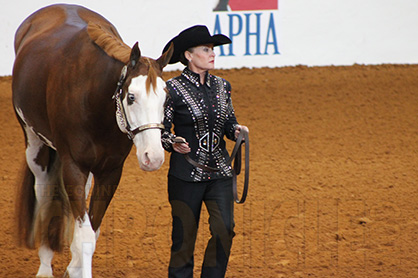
[180,47,195,66]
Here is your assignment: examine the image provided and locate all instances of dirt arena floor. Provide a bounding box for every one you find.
[1,64,418,277]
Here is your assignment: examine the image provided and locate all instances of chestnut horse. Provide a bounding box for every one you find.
[12,4,173,277]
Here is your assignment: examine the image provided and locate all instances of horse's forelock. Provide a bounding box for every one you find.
[143,58,159,94]
[126,58,160,95]
[146,66,158,94]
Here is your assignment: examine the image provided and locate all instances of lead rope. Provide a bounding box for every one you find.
[229,129,249,204]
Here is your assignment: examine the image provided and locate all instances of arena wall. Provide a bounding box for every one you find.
[1,0,417,75]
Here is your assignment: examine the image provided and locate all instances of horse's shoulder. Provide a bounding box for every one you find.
[87,22,131,64]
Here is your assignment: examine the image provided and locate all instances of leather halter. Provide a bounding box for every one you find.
[130,123,164,135]
[173,129,249,204]
[113,65,164,139]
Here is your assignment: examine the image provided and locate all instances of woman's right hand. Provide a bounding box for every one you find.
[172,137,191,154]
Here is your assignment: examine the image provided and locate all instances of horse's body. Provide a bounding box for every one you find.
[12,4,173,277]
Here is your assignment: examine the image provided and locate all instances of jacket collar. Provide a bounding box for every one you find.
[182,67,211,88]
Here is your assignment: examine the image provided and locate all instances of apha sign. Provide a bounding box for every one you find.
[211,0,280,57]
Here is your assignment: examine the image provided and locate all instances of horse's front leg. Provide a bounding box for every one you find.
[88,166,124,232]
[66,211,96,278]
[61,160,95,278]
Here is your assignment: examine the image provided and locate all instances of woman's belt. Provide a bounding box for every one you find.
[172,130,249,204]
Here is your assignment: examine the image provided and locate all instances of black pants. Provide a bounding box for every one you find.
[168,175,235,278]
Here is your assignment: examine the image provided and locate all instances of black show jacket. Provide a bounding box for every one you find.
[162,67,239,182]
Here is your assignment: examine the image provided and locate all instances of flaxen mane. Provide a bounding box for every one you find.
[87,22,159,93]
[87,22,131,63]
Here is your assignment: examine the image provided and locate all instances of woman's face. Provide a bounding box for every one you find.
[185,44,215,73]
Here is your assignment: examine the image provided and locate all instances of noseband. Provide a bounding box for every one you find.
[113,65,164,140]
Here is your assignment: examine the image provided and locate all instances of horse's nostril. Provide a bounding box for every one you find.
[143,152,150,165]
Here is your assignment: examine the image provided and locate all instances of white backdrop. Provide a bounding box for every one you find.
[1,0,417,76]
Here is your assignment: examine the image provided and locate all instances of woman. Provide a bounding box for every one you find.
[161,25,248,278]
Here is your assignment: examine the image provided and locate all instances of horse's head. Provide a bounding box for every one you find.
[116,42,173,171]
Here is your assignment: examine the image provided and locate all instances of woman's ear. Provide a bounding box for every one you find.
[184,51,192,62]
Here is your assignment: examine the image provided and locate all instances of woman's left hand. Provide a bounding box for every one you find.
[235,125,249,140]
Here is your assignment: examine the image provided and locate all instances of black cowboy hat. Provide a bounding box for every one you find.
[163,25,231,64]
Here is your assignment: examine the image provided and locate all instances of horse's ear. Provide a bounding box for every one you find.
[129,42,141,67]
[156,42,174,69]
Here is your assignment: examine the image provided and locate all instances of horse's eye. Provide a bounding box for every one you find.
[127,93,135,105]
